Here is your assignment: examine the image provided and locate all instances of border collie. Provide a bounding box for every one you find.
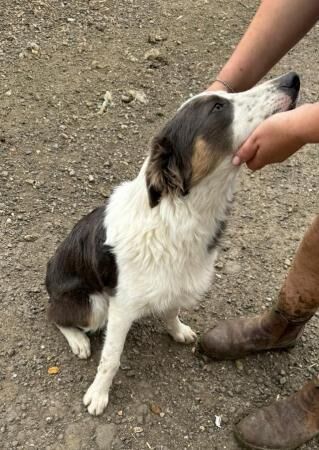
[46,72,300,415]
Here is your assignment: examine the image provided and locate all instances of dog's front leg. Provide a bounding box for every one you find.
[83,300,134,416]
[163,308,197,344]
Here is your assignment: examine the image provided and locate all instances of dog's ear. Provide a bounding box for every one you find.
[146,136,190,208]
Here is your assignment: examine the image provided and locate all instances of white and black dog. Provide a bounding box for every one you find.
[46,72,300,415]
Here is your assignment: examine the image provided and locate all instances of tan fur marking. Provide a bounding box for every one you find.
[191,137,220,185]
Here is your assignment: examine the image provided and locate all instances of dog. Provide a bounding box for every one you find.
[46,72,300,415]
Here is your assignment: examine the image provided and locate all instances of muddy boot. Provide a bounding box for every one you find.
[199,215,319,360]
[199,309,311,360]
[234,376,319,450]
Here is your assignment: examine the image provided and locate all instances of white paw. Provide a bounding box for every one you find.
[169,323,197,344]
[83,382,109,416]
[68,331,91,359]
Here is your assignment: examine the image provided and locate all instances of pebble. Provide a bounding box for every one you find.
[122,90,148,104]
[24,234,38,242]
[144,48,160,60]
[148,32,167,44]
[235,360,244,371]
[88,175,95,183]
[144,48,168,66]
[27,42,40,54]
[150,402,162,415]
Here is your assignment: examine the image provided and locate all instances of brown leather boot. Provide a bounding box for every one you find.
[199,309,311,360]
[234,376,319,450]
[199,215,319,360]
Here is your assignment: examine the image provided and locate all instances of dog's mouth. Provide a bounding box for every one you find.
[288,97,298,110]
[277,71,300,112]
[270,88,299,116]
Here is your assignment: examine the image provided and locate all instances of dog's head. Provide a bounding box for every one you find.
[146,72,300,208]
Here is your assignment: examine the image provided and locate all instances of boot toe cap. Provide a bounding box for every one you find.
[199,323,233,359]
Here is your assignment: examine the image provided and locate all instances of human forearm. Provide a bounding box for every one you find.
[208,0,319,92]
[293,103,319,144]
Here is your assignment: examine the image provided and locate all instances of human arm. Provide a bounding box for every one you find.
[208,0,319,92]
[232,103,319,170]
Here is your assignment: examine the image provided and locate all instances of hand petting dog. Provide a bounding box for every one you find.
[233,103,319,170]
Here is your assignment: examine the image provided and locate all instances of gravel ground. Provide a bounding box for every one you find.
[0,1,318,449]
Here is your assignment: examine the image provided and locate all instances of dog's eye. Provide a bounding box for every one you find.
[212,103,224,112]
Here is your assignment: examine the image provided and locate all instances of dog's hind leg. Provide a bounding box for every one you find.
[48,292,107,360]
[56,325,91,359]
[163,308,197,344]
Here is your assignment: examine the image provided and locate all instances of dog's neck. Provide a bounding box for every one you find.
[139,156,237,234]
[105,157,238,252]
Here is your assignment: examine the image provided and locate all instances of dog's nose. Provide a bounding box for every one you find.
[279,72,300,90]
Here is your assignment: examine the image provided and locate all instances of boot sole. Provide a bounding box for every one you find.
[198,341,297,361]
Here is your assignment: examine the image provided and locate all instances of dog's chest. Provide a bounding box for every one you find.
[114,229,218,312]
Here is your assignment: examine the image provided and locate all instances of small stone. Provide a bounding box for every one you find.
[24,234,38,242]
[121,93,134,103]
[133,426,143,433]
[144,48,161,60]
[69,169,75,176]
[144,48,168,67]
[46,416,53,424]
[122,90,148,105]
[280,377,287,385]
[91,60,106,69]
[88,175,95,183]
[150,403,162,415]
[2,171,8,177]
[27,42,40,54]
[148,32,167,44]
[235,360,244,371]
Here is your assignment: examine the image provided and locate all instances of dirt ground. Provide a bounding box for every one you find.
[0,1,318,449]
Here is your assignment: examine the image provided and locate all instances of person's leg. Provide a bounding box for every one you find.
[234,375,319,450]
[199,214,319,359]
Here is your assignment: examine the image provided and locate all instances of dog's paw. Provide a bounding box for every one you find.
[169,323,197,344]
[83,382,109,416]
[68,330,91,359]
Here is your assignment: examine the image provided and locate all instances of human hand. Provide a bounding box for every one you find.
[232,108,305,171]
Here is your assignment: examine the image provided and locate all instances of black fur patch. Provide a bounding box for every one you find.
[46,206,118,327]
[207,219,228,252]
[207,200,233,252]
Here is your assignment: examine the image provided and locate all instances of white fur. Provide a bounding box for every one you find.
[57,325,91,359]
[62,76,296,415]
